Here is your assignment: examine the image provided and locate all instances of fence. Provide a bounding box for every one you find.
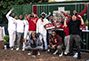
[3,1,89,51]
[32,1,89,21]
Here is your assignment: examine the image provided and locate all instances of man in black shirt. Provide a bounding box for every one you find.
[67,15,84,59]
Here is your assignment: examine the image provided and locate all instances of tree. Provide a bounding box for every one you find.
[0,0,48,24]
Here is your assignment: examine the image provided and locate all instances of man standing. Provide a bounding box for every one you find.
[67,15,84,59]
[26,13,38,35]
[6,8,16,50]
[36,12,50,50]
[15,15,25,51]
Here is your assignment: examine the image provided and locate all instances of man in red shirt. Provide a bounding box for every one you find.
[26,13,38,35]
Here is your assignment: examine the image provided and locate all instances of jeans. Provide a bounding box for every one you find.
[16,32,24,48]
[70,34,81,55]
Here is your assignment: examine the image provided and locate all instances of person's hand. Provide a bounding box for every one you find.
[78,15,82,18]
[52,45,56,48]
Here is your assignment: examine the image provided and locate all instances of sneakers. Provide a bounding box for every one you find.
[16,48,19,51]
[10,47,14,50]
[47,49,50,52]
[59,52,63,57]
[37,51,40,56]
[64,51,69,55]
[73,53,78,58]
[28,52,32,56]
[32,55,36,58]
[73,52,81,59]
[53,50,58,55]
[22,48,25,51]
[11,48,14,50]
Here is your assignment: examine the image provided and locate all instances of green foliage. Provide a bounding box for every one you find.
[0,0,38,24]
[3,35,9,44]
[13,4,32,15]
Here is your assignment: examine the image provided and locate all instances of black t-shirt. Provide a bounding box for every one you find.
[68,20,81,35]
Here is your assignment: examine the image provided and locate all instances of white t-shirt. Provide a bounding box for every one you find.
[6,16,16,31]
[36,18,50,36]
[15,19,25,33]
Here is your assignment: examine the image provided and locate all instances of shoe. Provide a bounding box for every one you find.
[4,45,7,50]
[47,49,50,52]
[11,48,14,50]
[10,47,14,50]
[16,48,19,51]
[59,52,63,57]
[28,52,31,56]
[32,55,36,58]
[53,50,58,55]
[64,51,69,55]
[37,51,40,56]
[73,53,78,58]
[22,48,25,51]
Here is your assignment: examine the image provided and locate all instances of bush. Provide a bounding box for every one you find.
[3,35,9,44]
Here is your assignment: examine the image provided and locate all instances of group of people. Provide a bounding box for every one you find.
[5,4,88,59]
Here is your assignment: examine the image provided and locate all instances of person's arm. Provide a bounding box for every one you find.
[63,17,68,27]
[61,11,71,18]
[36,19,40,33]
[6,8,13,18]
[78,4,88,17]
[78,15,84,25]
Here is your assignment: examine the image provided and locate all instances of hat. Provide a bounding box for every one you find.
[41,12,47,16]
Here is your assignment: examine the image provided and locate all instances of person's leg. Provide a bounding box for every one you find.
[53,46,58,55]
[47,45,51,52]
[57,45,63,57]
[22,41,25,51]
[20,33,24,50]
[16,32,22,50]
[69,35,74,55]
[8,30,15,50]
[73,35,81,59]
[43,35,48,50]
[22,32,29,51]
[13,31,16,48]
[35,46,42,56]
[64,35,70,55]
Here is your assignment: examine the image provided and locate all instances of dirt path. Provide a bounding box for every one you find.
[0,49,89,61]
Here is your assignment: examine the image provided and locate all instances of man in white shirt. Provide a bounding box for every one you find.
[36,12,50,50]
[6,8,16,50]
[15,15,25,51]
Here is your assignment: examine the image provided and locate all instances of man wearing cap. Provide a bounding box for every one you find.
[6,8,16,50]
[36,12,50,50]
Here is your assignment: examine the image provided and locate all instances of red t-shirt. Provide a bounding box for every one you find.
[27,17,38,31]
[60,24,70,36]
[63,26,70,36]
[49,35,62,46]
